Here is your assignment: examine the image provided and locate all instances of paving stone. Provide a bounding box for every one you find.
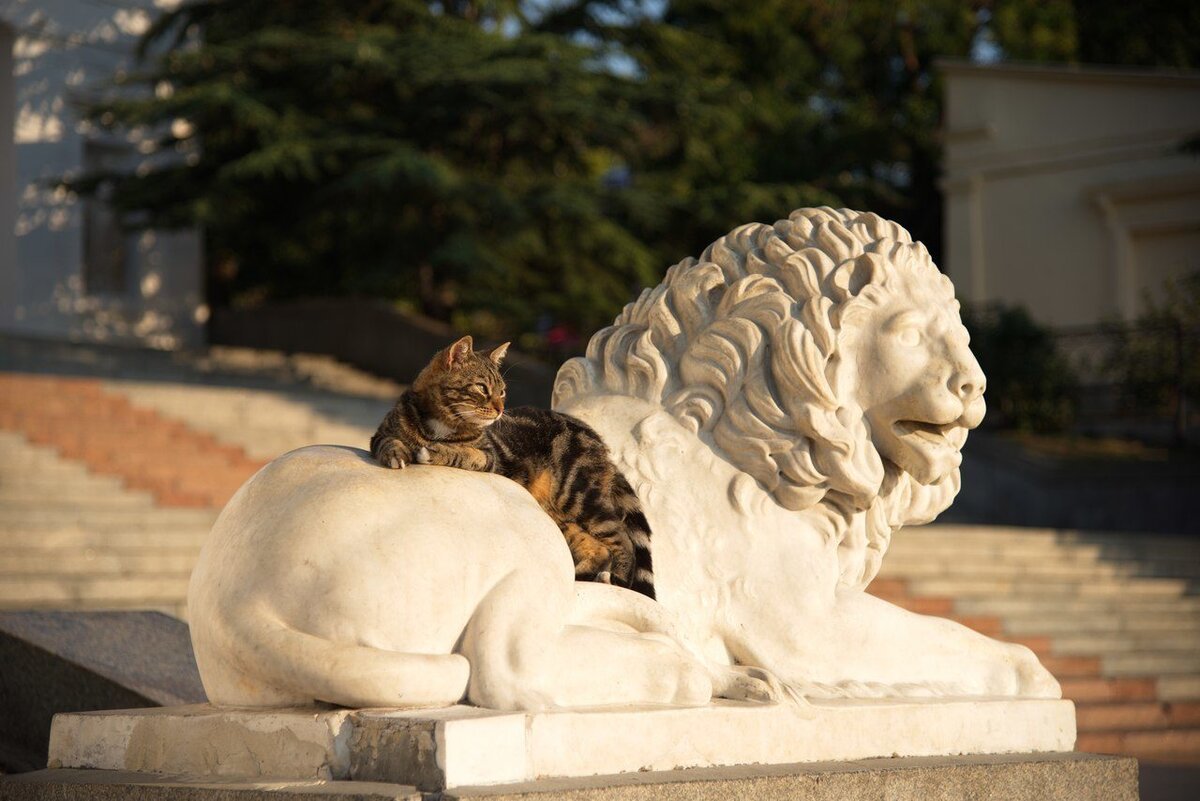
[0,611,205,774]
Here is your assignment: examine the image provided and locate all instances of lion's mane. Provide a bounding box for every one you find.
[553,207,967,588]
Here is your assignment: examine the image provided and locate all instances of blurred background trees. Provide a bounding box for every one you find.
[71,0,1200,357]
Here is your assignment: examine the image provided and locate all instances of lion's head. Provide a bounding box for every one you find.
[553,207,986,588]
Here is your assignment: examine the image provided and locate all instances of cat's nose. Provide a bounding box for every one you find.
[492,399,504,414]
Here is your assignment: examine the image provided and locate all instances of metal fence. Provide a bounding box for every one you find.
[1051,322,1200,444]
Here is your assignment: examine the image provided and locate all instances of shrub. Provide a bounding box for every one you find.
[962,304,1079,433]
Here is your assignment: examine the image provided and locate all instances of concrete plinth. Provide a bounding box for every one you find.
[2,753,1137,801]
[47,699,1076,791]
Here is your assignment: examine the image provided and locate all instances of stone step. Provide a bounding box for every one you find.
[0,549,201,575]
[1103,653,1200,678]
[956,597,1200,617]
[0,574,191,606]
[3,528,211,549]
[900,529,1200,558]
[1050,634,1200,656]
[886,540,1200,562]
[883,549,1200,578]
[1007,616,1200,641]
[1076,728,1200,763]
[904,526,1065,543]
[909,577,1189,599]
[0,472,128,491]
[1076,701,1200,732]
[885,567,1200,591]
[1159,676,1200,701]
[0,508,218,529]
[879,561,1122,580]
[0,454,96,471]
[893,558,1200,585]
[104,380,380,460]
[886,541,1106,561]
[1060,677,1159,703]
[1041,655,1103,678]
[0,492,156,509]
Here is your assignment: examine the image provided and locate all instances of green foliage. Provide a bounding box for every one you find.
[990,0,1076,61]
[963,304,1078,433]
[74,0,654,338]
[1073,0,1200,69]
[1103,273,1200,422]
[535,0,1081,273]
[73,0,1193,345]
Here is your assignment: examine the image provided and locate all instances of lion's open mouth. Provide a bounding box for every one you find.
[893,419,958,446]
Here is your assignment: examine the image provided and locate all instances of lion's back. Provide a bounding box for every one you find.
[188,445,572,652]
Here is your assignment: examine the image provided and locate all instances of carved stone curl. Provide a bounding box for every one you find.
[188,207,1060,710]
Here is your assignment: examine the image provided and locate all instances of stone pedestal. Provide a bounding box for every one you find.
[46,700,1076,791]
[3,753,1138,801]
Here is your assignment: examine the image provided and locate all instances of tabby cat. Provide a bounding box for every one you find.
[370,336,655,598]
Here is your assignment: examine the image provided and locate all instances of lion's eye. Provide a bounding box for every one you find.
[897,327,921,347]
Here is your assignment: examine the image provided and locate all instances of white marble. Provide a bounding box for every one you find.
[187,207,1060,722]
[49,700,1076,789]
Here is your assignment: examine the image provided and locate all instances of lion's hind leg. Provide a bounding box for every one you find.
[460,568,712,710]
[195,599,472,709]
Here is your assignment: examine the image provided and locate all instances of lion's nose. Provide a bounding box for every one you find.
[950,348,986,403]
[945,335,984,402]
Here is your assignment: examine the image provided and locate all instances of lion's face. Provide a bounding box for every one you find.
[845,272,986,485]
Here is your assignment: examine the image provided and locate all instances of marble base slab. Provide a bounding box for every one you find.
[48,699,1077,791]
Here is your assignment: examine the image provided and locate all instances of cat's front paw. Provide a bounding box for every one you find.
[415,446,431,464]
[595,571,612,585]
[375,440,410,470]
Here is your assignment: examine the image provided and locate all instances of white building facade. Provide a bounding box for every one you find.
[941,61,1200,327]
[1,0,204,349]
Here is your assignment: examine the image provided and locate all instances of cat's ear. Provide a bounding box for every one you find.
[489,342,511,365]
[445,335,473,370]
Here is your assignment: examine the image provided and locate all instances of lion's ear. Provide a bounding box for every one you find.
[445,335,473,370]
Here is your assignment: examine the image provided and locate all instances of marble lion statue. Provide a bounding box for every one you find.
[188,207,1060,710]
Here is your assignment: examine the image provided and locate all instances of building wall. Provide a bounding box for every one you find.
[1,0,204,349]
[1,20,15,300]
[941,62,1200,327]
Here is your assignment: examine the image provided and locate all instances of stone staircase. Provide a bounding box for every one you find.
[872,526,1200,765]
[0,370,383,618]
[1,360,1197,766]
[0,429,214,618]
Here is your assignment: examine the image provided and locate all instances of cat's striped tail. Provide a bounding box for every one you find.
[613,472,656,600]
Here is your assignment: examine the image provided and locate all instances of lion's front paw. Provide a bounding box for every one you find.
[711,664,790,705]
[1011,644,1062,699]
[375,440,410,470]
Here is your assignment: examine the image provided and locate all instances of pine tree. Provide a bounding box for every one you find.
[534,0,1078,266]
[75,0,657,342]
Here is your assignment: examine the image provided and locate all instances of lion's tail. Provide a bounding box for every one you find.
[195,599,471,709]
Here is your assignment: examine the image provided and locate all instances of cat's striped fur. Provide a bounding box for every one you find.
[370,336,655,598]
